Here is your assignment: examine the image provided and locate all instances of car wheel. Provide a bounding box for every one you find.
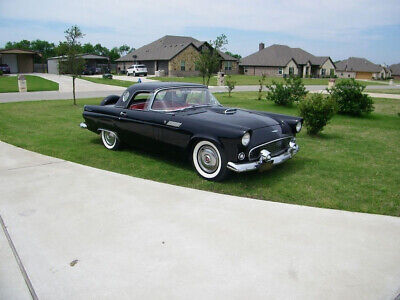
[101,130,120,150]
[192,140,228,181]
[127,72,130,76]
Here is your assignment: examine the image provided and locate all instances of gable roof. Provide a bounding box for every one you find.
[116,35,238,62]
[0,48,41,57]
[390,63,400,76]
[335,57,381,73]
[48,53,108,60]
[240,44,331,67]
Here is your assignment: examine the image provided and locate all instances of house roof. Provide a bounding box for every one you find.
[48,53,108,61]
[116,35,238,62]
[0,48,41,57]
[240,44,331,67]
[335,57,381,73]
[390,63,400,76]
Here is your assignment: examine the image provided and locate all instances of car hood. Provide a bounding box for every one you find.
[180,106,279,130]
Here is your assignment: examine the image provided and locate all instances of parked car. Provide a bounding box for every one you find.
[80,82,302,181]
[127,64,147,77]
[0,64,11,74]
[82,66,102,75]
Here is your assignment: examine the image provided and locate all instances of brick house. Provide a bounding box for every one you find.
[390,63,400,80]
[240,43,335,78]
[116,35,238,76]
[335,57,382,80]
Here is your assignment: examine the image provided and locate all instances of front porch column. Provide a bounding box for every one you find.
[303,66,307,78]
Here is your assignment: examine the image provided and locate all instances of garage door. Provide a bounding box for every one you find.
[48,60,59,74]
[2,54,18,73]
[355,72,372,79]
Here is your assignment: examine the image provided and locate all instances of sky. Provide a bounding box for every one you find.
[0,0,399,65]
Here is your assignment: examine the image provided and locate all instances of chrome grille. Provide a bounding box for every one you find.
[249,137,292,161]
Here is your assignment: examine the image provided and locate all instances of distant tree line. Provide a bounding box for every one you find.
[3,39,133,63]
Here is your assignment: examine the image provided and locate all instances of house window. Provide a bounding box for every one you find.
[289,67,294,75]
[278,67,283,75]
[321,68,326,76]
[180,60,185,71]
[224,61,232,71]
[330,69,334,77]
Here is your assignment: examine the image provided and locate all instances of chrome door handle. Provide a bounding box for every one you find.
[120,111,127,117]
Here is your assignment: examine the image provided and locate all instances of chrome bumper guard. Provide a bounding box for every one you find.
[80,122,87,129]
[227,141,299,173]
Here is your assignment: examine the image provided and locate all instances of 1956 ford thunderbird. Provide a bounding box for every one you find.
[80,82,303,181]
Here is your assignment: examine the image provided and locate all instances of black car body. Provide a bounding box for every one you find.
[81,82,303,180]
[0,64,11,74]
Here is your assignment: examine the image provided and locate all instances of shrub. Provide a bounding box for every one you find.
[285,76,308,102]
[225,75,236,97]
[266,81,292,105]
[257,74,266,100]
[328,79,374,116]
[298,94,337,135]
[0,70,3,76]
[266,76,307,106]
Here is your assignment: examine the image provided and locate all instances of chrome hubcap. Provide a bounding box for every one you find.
[104,131,116,146]
[197,145,219,173]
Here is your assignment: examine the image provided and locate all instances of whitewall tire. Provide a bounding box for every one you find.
[101,130,120,150]
[192,140,228,181]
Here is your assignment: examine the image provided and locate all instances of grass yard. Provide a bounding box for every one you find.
[154,75,386,86]
[0,75,58,92]
[25,75,59,92]
[366,89,400,95]
[0,76,18,92]
[80,76,135,88]
[0,92,399,216]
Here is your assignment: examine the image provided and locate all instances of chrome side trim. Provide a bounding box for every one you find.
[248,136,293,160]
[227,142,299,173]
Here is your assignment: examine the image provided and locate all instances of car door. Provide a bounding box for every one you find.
[116,91,159,148]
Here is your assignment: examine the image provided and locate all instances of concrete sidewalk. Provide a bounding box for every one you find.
[0,141,399,299]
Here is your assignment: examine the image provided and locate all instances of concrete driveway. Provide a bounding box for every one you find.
[1,141,399,299]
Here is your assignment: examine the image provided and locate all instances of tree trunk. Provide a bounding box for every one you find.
[72,76,76,105]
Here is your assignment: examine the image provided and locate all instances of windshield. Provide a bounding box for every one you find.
[136,65,146,68]
[152,88,220,112]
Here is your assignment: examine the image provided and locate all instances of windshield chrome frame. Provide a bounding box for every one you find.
[148,86,220,113]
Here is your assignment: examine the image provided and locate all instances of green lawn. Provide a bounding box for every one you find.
[81,76,135,88]
[154,75,386,86]
[0,75,58,92]
[0,92,399,216]
[366,89,400,95]
[25,75,59,92]
[0,76,18,92]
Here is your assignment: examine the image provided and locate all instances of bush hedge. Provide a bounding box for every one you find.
[298,94,337,135]
[328,79,374,116]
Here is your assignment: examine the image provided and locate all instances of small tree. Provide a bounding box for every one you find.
[195,34,228,86]
[257,74,266,100]
[285,76,308,102]
[298,94,337,135]
[266,76,307,106]
[328,79,374,116]
[226,75,236,97]
[59,25,85,105]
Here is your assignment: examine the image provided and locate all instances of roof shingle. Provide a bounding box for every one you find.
[116,35,237,62]
[335,57,381,73]
[240,44,330,67]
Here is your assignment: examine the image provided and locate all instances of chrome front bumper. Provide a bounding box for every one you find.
[227,141,299,173]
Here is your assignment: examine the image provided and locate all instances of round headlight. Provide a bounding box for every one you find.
[296,121,302,133]
[242,132,251,146]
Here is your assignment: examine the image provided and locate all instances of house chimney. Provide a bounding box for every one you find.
[259,42,265,51]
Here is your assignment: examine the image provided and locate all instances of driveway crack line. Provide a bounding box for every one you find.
[0,214,39,300]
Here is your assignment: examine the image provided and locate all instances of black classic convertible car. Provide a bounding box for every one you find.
[80,82,303,181]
